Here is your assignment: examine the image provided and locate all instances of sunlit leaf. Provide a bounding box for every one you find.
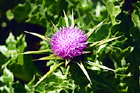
[6,10,14,20]
[0,46,9,58]
[0,67,14,83]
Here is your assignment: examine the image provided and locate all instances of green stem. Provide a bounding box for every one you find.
[34,62,64,87]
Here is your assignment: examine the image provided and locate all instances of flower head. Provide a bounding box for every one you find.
[51,26,87,59]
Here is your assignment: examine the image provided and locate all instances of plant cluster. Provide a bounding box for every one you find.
[0,0,140,93]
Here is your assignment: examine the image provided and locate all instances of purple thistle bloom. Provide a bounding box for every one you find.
[51,26,87,59]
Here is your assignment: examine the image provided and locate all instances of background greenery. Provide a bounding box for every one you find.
[0,0,140,92]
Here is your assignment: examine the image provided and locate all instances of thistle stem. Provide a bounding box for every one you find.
[65,65,70,76]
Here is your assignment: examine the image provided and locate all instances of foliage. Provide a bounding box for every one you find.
[0,0,140,93]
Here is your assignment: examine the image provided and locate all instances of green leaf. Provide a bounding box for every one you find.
[13,0,31,22]
[132,10,140,30]
[1,32,41,82]
[16,34,27,65]
[13,81,26,93]
[35,70,78,93]
[6,10,14,20]
[102,0,122,25]
[0,46,9,58]
[0,67,14,83]
[5,32,17,58]
[56,17,66,28]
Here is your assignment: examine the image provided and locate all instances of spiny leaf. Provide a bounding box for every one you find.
[24,31,51,41]
[77,62,92,84]
[21,49,52,55]
[87,19,106,38]
[89,36,122,47]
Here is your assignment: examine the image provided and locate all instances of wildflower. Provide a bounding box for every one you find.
[51,26,87,59]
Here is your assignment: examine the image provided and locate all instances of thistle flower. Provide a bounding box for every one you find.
[51,26,87,59]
